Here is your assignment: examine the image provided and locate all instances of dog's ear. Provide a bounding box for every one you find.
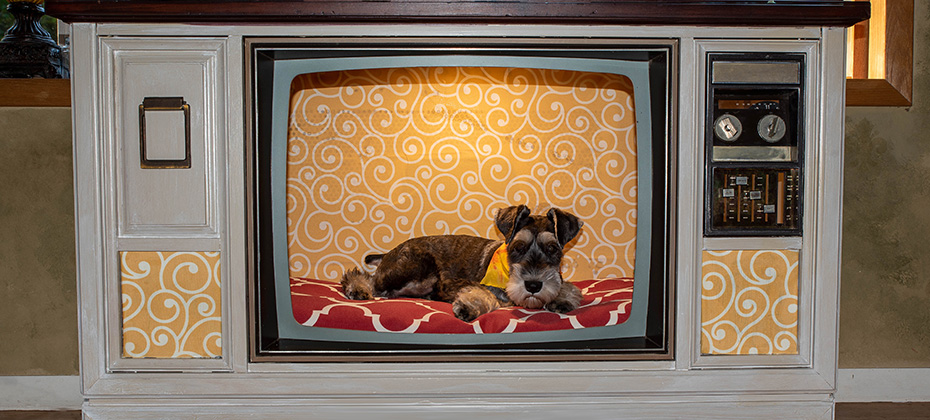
[495,205,532,243]
[547,208,583,247]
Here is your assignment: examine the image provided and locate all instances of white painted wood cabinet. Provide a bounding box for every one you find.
[62,7,860,417]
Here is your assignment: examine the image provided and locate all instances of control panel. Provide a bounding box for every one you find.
[704,54,804,236]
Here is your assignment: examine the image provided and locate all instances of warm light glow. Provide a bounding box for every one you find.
[868,0,887,79]
[846,0,887,80]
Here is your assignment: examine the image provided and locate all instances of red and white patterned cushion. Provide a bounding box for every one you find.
[290,277,634,334]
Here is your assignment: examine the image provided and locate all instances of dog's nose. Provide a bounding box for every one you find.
[524,280,543,294]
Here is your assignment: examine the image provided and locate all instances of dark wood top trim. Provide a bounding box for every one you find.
[45,1,870,27]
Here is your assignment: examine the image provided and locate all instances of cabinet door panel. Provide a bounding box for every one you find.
[103,38,225,237]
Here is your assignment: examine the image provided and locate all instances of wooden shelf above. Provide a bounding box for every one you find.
[846,0,913,107]
[45,0,869,27]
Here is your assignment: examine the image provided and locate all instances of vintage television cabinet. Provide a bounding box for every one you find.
[49,0,869,418]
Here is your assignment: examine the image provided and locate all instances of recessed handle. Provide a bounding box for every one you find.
[138,97,191,169]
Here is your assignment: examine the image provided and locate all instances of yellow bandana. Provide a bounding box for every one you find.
[480,244,510,289]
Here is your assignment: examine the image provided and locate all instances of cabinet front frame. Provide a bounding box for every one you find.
[72,23,843,403]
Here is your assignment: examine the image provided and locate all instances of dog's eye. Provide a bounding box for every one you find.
[546,243,561,255]
[511,241,527,253]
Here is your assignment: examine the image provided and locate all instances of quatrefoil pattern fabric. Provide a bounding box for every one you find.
[290,277,634,333]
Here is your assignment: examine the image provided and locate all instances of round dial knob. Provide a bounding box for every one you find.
[757,114,787,143]
[714,114,742,142]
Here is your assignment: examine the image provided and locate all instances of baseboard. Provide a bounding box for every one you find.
[0,376,82,410]
[1,370,927,410]
[836,368,930,402]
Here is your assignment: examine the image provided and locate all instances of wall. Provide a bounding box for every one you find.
[0,107,78,375]
[838,1,930,368]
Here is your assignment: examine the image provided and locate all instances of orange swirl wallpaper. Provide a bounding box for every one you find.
[286,66,639,282]
[701,250,799,356]
[120,251,222,359]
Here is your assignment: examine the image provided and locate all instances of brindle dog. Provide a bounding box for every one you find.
[340,205,583,322]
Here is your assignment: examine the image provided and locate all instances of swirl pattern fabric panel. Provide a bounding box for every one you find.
[286,66,638,282]
[120,251,222,359]
[701,250,799,355]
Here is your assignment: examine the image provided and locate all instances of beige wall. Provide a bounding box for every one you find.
[0,106,78,375]
[2,12,928,374]
[839,2,930,368]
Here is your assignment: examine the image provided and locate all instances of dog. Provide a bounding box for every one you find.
[340,205,584,322]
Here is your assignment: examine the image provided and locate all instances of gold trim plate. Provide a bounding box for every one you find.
[138,96,192,169]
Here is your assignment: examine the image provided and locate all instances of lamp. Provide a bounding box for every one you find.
[0,0,68,78]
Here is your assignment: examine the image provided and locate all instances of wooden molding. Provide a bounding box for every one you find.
[846,0,913,107]
[847,78,912,107]
[0,79,71,107]
[45,0,870,27]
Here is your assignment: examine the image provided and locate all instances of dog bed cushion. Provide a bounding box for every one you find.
[290,277,634,334]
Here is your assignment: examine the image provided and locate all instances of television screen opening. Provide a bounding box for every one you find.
[250,41,675,360]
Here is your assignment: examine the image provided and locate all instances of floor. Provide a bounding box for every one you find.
[0,413,80,420]
[835,403,930,419]
[1,404,929,419]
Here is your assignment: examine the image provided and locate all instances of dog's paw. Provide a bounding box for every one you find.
[545,299,578,314]
[452,286,501,322]
[452,301,481,323]
[343,287,372,301]
[340,268,374,300]
[544,282,582,314]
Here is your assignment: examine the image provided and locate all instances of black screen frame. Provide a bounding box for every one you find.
[246,38,678,362]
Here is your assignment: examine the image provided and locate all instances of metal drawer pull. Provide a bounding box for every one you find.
[138,97,191,169]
